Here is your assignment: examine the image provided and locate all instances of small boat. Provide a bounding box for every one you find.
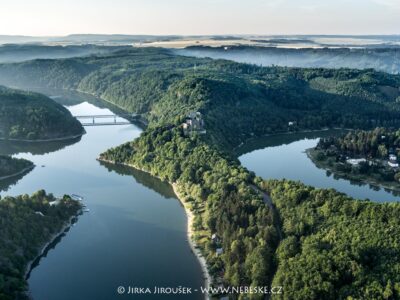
[83,208,90,213]
[71,194,84,201]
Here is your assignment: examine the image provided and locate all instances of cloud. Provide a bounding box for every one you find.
[371,0,400,9]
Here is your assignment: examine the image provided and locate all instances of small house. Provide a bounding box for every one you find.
[216,248,223,256]
[388,161,399,168]
[389,154,397,161]
[49,200,60,206]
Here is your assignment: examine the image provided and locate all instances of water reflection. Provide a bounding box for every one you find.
[1,99,204,300]
[99,161,176,199]
[0,136,82,156]
[0,167,34,192]
[32,88,146,129]
[235,129,345,156]
[239,131,400,202]
[25,215,79,280]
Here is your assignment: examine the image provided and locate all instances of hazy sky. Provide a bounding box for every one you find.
[0,0,399,36]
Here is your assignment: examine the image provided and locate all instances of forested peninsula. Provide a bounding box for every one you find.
[0,86,84,141]
[2,48,400,299]
[100,124,400,299]
[0,191,82,300]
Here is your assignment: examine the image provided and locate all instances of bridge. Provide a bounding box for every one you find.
[73,114,138,126]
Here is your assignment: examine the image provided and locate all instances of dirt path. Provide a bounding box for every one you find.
[250,184,283,240]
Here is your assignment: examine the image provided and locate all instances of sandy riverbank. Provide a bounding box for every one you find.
[171,183,211,291]
[98,158,212,295]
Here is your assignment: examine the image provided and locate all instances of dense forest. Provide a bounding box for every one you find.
[101,122,400,299]
[0,86,84,140]
[0,191,81,300]
[317,127,400,158]
[100,126,280,294]
[0,48,400,148]
[260,179,400,299]
[1,47,400,298]
[0,155,33,178]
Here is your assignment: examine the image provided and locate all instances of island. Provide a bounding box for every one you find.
[0,190,82,300]
[308,128,400,192]
[0,85,84,141]
[0,155,34,181]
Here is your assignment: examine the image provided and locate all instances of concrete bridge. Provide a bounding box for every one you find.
[73,114,138,126]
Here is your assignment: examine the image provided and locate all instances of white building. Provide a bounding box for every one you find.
[49,200,60,206]
[346,158,367,166]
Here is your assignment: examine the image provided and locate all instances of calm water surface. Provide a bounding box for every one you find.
[0,101,204,300]
[239,131,400,202]
[2,97,399,300]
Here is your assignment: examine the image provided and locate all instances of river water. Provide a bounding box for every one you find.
[2,93,400,300]
[0,99,204,300]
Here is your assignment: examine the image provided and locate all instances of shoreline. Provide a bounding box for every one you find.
[98,158,211,296]
[24,211,80,280]
[0,132,85,143]
[0,165,35,181]
[171,183,212,293]
[306,148,400,195]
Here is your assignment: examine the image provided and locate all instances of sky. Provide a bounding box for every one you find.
[0,0,399,36]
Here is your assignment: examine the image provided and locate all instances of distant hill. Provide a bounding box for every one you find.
[0,48,399,148]
[0,44,130,63]
[177,46,400,74]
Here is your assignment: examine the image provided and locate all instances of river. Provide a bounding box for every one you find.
[0,98,204,300]
[2,95,400,300]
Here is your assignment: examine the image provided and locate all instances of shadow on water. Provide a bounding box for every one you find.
[0,167,34,192]
[25,216,79,280]
[0,136,82,156]
[99,160,177,199]
[235,129,346,157]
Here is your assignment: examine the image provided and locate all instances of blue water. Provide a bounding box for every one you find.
[0,101,204,300]
[239,132,400,202]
